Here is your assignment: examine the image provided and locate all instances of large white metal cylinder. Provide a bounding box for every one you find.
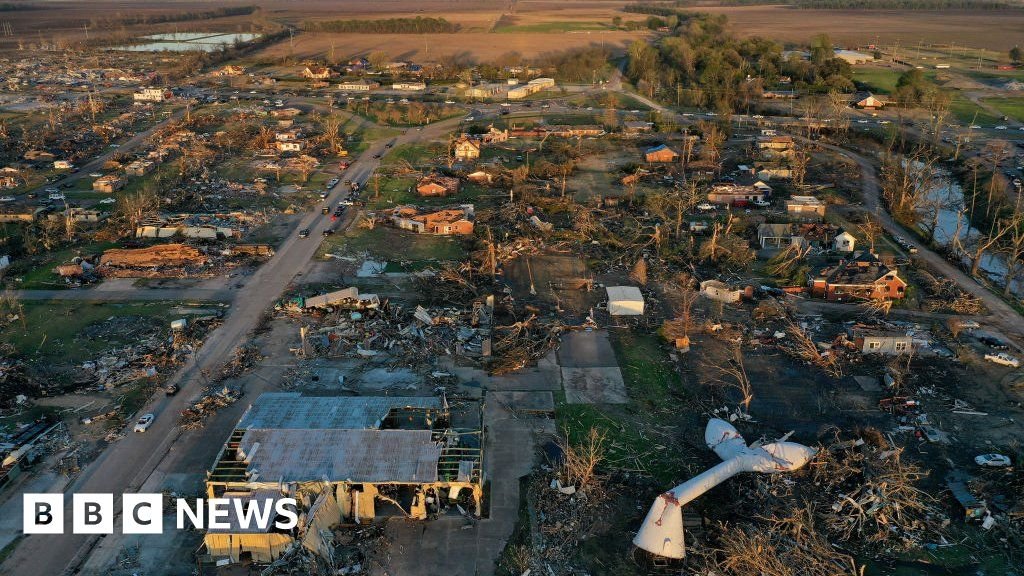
[632,419,817,559]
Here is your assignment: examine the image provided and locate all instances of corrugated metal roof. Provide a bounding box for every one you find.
[238,393,441,431]
[239,429,441,483]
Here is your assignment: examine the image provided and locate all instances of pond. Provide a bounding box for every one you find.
[922,166,1021,296]
[110,32,260,53]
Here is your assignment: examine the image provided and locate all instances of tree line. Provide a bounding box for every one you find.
[625,13,856,113]
[0,3,42,11]
[304,17,459,34]
[95,6,256,27]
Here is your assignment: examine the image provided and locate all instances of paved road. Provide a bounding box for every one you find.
[815,140,1024,347]
[1,112,464,576]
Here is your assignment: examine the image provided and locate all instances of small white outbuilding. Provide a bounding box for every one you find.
[833,230,856,253]
[606,286,645,316]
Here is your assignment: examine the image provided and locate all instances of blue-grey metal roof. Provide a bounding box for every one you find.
[237,393,442,431]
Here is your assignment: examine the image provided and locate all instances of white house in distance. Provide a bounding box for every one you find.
[338,80,379,91]
[276,141,303,152]
[392,81,426,91]
[833,230,856,252]
[133,88,170,103]
[606,286,645,316]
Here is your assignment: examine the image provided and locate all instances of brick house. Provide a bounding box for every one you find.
[388,205,474,235]
[644,144,680,163]
[810,253,906,301]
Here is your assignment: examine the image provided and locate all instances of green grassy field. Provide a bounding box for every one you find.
[949,95,1000,125]
[0,301,173,364]
[982,96,1024,123]
[318,225,468,266]
[556,332,690,485]
[852,67,903,94]
[11,241,117,289]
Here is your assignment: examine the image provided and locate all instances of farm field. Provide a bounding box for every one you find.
[256,30,647,61]
[678,5,1024,52]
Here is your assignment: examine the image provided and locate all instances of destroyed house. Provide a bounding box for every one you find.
[388,205,474,235]
[205,393,483,563]
[810,253,906,301]
[453,136,481,160]
[416,175,460,197]
[707,183,767,206]
[757,223,804,250]
[849,326,913,355]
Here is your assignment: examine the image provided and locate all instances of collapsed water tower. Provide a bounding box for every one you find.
[633,418,817,560]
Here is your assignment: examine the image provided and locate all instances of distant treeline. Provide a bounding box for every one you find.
[304,17,460,34]
[104,6,257,26]
[793,0,1021,8]
[0,3,42,11]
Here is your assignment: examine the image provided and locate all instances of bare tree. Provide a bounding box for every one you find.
[998,193,1024,296]
[714,342,753,414]
[116,188,159,234]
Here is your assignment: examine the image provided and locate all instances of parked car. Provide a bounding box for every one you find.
[753,200,771,207]
[48,193,65,201]
[164,384,179,396]
[133,413,155,432]
[974,454,1012,468]
[322,228,335,236]
[696,203,716,211]
[298,228,310,239]
[984,352,1020,367]
[0,196,14,203]
[98,197,116,204]
[979,335,1009,350]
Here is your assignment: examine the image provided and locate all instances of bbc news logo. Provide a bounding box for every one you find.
[24,494,298,534]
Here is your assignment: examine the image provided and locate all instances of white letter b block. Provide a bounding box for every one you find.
[23,494,63,534]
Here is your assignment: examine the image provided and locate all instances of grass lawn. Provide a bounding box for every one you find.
[11,241,117,289]
[556,332,691,485]
[318,225,468,266]
[381,143,443,168]
[0,301,174,364]
[981,97,1024,123]
[949,95,999,126]
[852,67,903,94]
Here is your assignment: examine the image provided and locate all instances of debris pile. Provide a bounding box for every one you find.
[178,387,241,430]
[215,345,264,383]
[75,316,214,390]
[916,269,984,314]
[96,242,273,278]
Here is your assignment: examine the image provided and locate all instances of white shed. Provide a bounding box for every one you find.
[833,230,856,252]
[606,286,645,316]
